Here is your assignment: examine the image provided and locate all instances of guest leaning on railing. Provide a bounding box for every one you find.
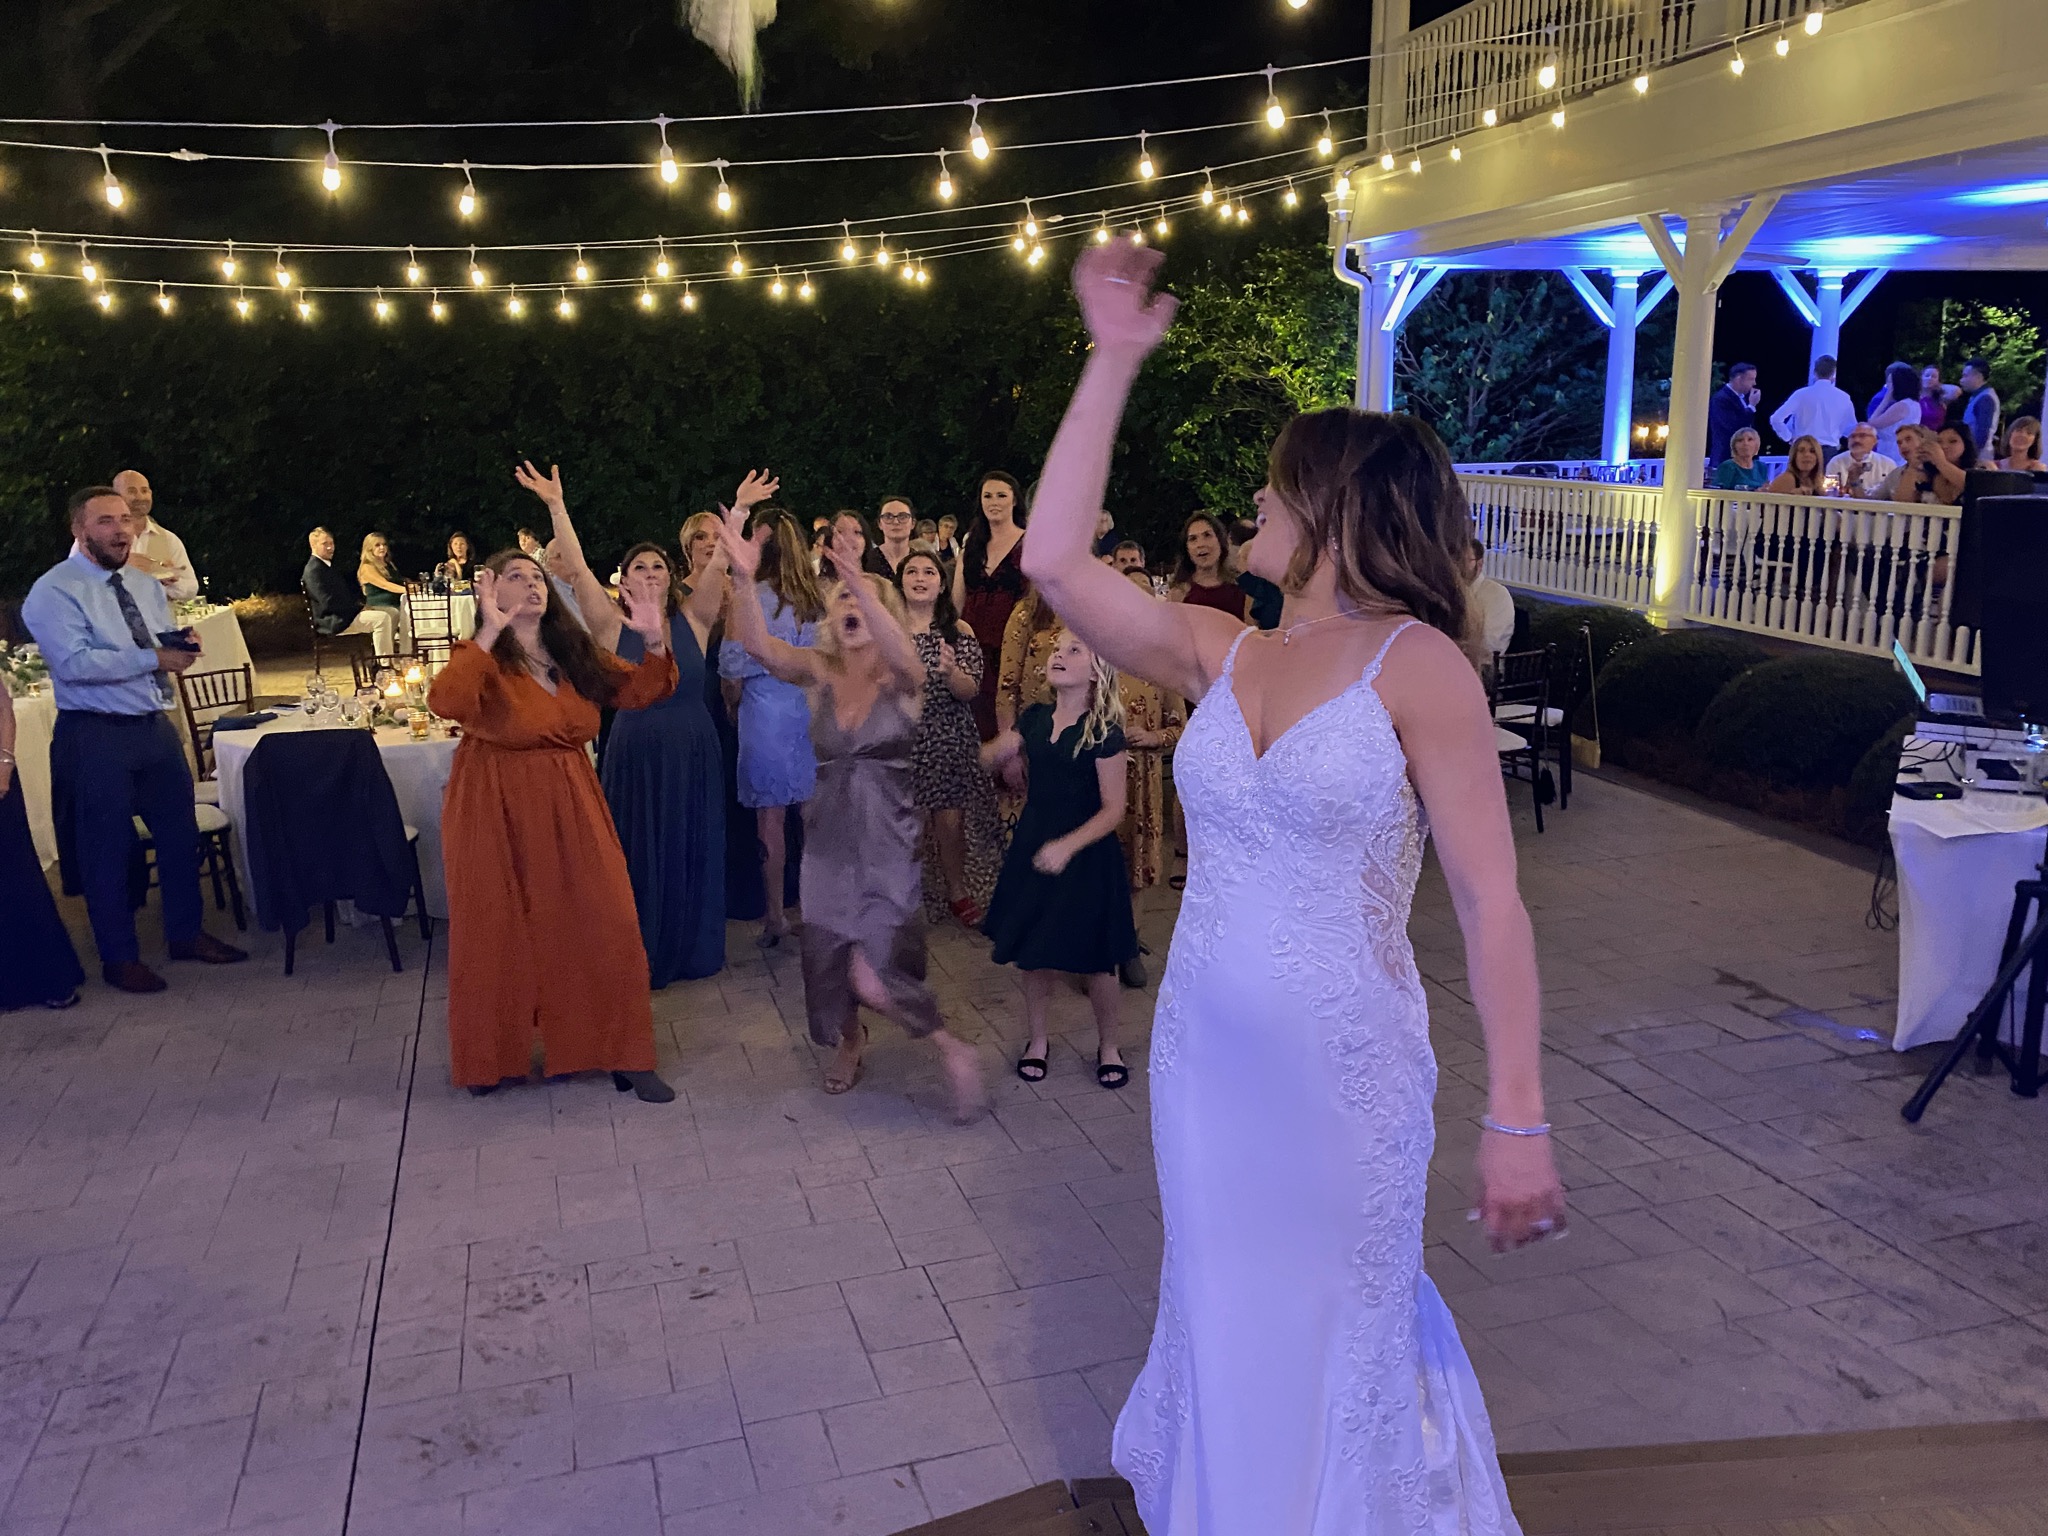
[1712,428,1769,491]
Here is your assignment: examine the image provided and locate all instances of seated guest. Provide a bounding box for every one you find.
[20,487,247,992]
[112,470,199,600]
[1767,435,1827,495]
[1997,416,2045,473]
[1462,538,1516,672]
[357,533,412,649]
[1883,423,1971,505]
[303,527,396,653]
[441,531,474,588]
[515,527,548,566]
[1111,540,1147,575]
[1712,428,1769,490]
[0,672,85,1009]
[1824,423,1897,498]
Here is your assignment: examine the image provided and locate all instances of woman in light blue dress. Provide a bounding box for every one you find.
[719,502,824,945]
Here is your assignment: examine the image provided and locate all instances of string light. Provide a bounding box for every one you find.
[7,273,23,303]
[840,220,858,262]
[457,161,478,218]
[935,149,954,201]
[1316,110,1333,157]
[573,246,591,282]
[713,160,734,214]
[1729,47,1745,75]
[374,288,391,320]
[1805,5,1824,33]
[506,287,525,318]
[638,281,656,310]
[220,241,238,279]
[1379,144,1395,171]
[556,288,574,318]
[1449,143,1462,162]
[78,242,98,283]
[27,234,45,270]
[1538,53,1559,91]
[1282,178,1298,207]
[1200,172,1215,205]
[1481,105,1499,128]
[1137,132,1155,180]
[1335,171,1351,196]
[1128,227,1145,245]
[1408,153,1422,174]
[915,261,928,285]
[1094,217,1111,244]
[430,291,446,320]
[234,288,251,318]
[155,281,173,313]
[797,272,813,300]
[1154,207,1170,237]
[1022,198,1039,238]
[1261,65,1285,129]
[654,237,671,279]
[273,247,291,287]
[1236,204,1249,225]
[655,116,680,184]
[967,98,989,160]
[1026,244,1045,267]
[320,121,342,193]
[681,284,698,311]
[295,297,313,321]
[875,238,892,267]
[729,242,746,275]
[1774,30,1790,56]
[769,268,786,298]
[98,146,125,208]
[97,289,114,312]
[468,247,486,287]
[897,257,914,283]
[1633,68,1650,94]
[1217,192,1234,219]
[1551,106,1567,127]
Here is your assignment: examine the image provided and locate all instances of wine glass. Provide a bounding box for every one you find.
[299,691,321,721]
[340,695,362,726]
[303,671,324,698]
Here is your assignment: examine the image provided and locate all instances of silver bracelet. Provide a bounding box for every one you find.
[1480,1115,1550,1137]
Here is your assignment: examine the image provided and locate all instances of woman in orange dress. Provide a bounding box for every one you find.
[429,547,680,1101]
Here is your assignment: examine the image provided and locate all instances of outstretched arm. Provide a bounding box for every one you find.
[515,461,623,652]
[717,506,820,688]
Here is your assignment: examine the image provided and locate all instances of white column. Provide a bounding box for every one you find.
[1655,210,1726,614]
[1810,271,1845,372]
[1361,264,1396,412]
[1368,0,1413,151]
[1603,272,1642,466]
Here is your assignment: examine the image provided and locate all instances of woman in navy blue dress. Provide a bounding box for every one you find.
[1,674,84,1010]
[516,462,729,986]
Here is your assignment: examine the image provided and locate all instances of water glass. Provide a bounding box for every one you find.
[409,711,432,742]
[299,693,321,720]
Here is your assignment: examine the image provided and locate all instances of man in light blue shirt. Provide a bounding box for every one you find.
[20,486,247,992]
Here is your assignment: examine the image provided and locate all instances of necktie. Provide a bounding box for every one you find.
[108,571,172,704]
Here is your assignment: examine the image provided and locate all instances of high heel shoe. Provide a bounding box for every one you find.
[611,1070,677,1103]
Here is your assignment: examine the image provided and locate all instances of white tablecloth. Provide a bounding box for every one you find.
[213,715,457,920]
[188,606,252,675]
[1889,738,2048,1050]
[12,690,57,867]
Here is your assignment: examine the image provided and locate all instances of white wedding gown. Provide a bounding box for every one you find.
[1112,622,1522,1535]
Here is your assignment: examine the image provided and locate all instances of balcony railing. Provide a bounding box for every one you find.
[1392,0,1865,148]
[1461,472,1979,672]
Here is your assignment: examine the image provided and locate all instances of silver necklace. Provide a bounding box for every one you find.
[1277,608,1363,646]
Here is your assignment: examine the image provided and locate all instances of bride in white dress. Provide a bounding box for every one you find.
[1020,244,1567,1534]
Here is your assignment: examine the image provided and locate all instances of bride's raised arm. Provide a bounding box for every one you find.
[1020,245,1247,705]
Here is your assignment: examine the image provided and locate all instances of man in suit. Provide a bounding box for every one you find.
[1707,362,1760,468]
[303,526,396,653]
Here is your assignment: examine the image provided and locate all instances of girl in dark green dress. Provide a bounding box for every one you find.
[981,628,1139,1089]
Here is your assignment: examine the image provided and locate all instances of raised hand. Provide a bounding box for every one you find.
[1071,242,1178,360]
[735,469,780,510]
[619,572,669,649]
[474,566,512,632]
[717,504,770,582]
[513,460,568,513]
[823,534,863,585]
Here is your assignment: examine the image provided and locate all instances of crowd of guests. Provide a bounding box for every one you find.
[1707,353,2043,503]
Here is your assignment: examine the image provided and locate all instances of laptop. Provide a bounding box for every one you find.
[1892,639,1985,722]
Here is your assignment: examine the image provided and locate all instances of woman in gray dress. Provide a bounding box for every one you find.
[718,506,987,1122]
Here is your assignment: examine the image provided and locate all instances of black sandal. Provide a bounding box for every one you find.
[1015,1056,1048,1082]
[1095,1057,1130,1090]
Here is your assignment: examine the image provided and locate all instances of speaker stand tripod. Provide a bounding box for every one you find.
[1902,867,2048,1122]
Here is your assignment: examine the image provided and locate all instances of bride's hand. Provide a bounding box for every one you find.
[1474,1131,1567,1254]
[1072,242,1178,361]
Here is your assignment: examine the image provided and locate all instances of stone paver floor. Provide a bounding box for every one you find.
[4,773,2047,1535]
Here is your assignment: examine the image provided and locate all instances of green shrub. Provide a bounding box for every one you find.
[1697,652,1918,791]
[1593,631,1770,759]
[1844,712,1917,846]
[1521,599,1658,676]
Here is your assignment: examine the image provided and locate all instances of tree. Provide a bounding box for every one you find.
[1895,298,2045,419]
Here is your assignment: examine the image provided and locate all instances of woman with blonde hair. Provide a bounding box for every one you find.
[1023,243,1560,1533]
[1768,435,1826,495]
[719,490,826,945]
[357,531,411,649]
[718,509,986,1121]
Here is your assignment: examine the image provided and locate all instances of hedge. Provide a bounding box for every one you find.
[1696,652,1919,791]
[1522,599,1657,676]
[1845,712,1917,844]
[1593,631,1770,763]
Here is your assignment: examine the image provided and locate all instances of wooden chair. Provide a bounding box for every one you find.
[405,588,455,668]
[174,663,255,796]
[301,588,372,680]
[1492,636,1580,810]
[132,808,246,932]
[349,651,426,693]
[1490,645,1554,833]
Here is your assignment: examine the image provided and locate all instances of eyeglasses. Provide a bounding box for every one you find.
[879,509,913,522]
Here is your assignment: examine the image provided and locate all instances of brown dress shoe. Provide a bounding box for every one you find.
[104,961,168,993]
[168,933,249,965]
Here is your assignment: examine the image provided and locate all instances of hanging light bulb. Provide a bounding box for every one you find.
[273,247,291,287]
[1200,174,1216,205]
[155,282,173,314]
[1633,68,1650,94]
[840,221,858,263]
[729,242,746,276]
[1481,105,1499,128]
[655,116,680,184]
[1551,106,1567,127]
[876,239,892,267]
[506,287,525,318]
[638,282,656,311]
[320,121,342,192]
[374,289,392,320]
[96,290,114,313]
[1129,228,1145,246]
[556,288,574,319]
[713,161,734,214]
[1335,172,1351,197]
[654,238,671,280]
[1316,110,1334,158]
[430,291,447,321]
[1409,154,1422,174]
[1538,53,1559,91]
[7,273,23,303]
[1379,146,1395,171]
[1027,244,1045,267]
[296,297,314,322]
[457,162,478,218]
[27,234,46,270]
[234,288,251,319]
[1012,233,1026,254]
[1262,64,1285,129]
[468,247,486,287]
[1805,5,1823,33]
[573,246,591,283]
[1217,194,1234,219]
[1236,205,1250,225]
[1729,48,1745,75]
[935,149,954,201]
[915,263,928,286]
[98,146,124,208]
[897,258,914,283]
[1774,30,1790,56]
[1283,178,1299,207]
[404,246,423,284]
[681,285,698,311]
[1137,131,1155,180]
[769,268,786,298]
[77,243,98,283]
[219,242,238,280]
[798,272,814,300]
[967,98,989,160]
[1155,208,1170,237]
[1094,220,1111,244]
[1023,199,1038,238]
[1449,143,1463,162]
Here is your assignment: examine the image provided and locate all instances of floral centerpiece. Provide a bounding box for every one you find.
[3,642,49,694]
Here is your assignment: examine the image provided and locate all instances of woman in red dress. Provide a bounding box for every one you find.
[429,548,680,1100]
[1170,511,1250,621]
[951,470,1028,740]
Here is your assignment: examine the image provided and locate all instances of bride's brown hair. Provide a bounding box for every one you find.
[1267,410,1470,643]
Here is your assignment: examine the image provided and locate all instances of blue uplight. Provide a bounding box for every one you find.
[1955,181,2048,207]
[1798,235,1937,262]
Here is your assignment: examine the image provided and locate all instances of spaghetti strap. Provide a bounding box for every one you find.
[1363,619,1419,682]
[1219,627,1255,678]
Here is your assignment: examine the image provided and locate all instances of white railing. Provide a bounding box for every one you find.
[1462,473,1981,673]
[1455,458,1669,485]
[1464,473,1662,607]
[1685,491,1978,671]
[1392,0,1868,147]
